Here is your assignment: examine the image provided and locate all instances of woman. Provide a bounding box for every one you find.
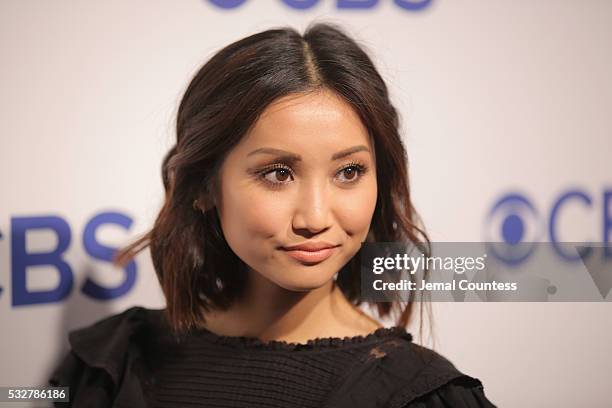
[49,22,497,407]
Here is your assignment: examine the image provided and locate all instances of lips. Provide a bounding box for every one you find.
[283,242,337,251]
[281,242,340,264]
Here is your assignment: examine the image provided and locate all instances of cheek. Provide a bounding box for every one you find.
[337,179,378,233]
[219,181,289,245]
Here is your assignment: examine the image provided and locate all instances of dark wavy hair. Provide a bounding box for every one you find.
[115,22,432,339]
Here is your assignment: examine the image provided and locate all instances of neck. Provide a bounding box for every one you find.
[201,268,382,344]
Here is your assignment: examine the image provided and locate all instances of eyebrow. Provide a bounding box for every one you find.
[247,145,370,161]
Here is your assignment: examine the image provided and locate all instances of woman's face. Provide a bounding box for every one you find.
[215,90,377,292]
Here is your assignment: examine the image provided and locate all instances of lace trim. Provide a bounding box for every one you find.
[189,326,413,352]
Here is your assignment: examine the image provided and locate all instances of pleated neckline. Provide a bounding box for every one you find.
[188,325,413,352]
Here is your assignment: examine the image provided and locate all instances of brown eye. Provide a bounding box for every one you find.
[262,167,293,184]
[337,164,366,184]
[274,169,291,182]
[342,167,357,181]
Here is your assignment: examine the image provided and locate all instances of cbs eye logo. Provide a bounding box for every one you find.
[484,189,612,265]
[484,193,544,265]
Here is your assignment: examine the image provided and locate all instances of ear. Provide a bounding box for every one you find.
[193,193,216,212]
[194,176,220,212]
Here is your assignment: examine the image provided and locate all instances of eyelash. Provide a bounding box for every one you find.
[255,161,369,188]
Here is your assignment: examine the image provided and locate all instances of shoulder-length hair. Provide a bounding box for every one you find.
[115,22,431,338]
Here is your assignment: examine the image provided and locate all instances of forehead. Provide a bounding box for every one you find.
[242,90,372,152]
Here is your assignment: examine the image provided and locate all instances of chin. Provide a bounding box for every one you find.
[272,271,336,293]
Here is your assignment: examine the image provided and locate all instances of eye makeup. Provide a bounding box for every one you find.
[250,160,369,189]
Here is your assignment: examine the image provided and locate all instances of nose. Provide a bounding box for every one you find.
[291,178,332,235]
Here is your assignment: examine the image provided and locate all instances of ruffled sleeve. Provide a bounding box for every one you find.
[322,340,497,408]
[401,375,496,408]
[48,306,152,408]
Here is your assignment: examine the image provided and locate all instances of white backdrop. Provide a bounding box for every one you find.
[1,1,611,407]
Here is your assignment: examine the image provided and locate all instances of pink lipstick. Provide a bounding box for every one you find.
[281,241,339,264]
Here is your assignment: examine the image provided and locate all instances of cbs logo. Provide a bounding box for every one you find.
[484,189,612,265]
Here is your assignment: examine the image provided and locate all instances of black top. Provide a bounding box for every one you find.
[49,306,497,408]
